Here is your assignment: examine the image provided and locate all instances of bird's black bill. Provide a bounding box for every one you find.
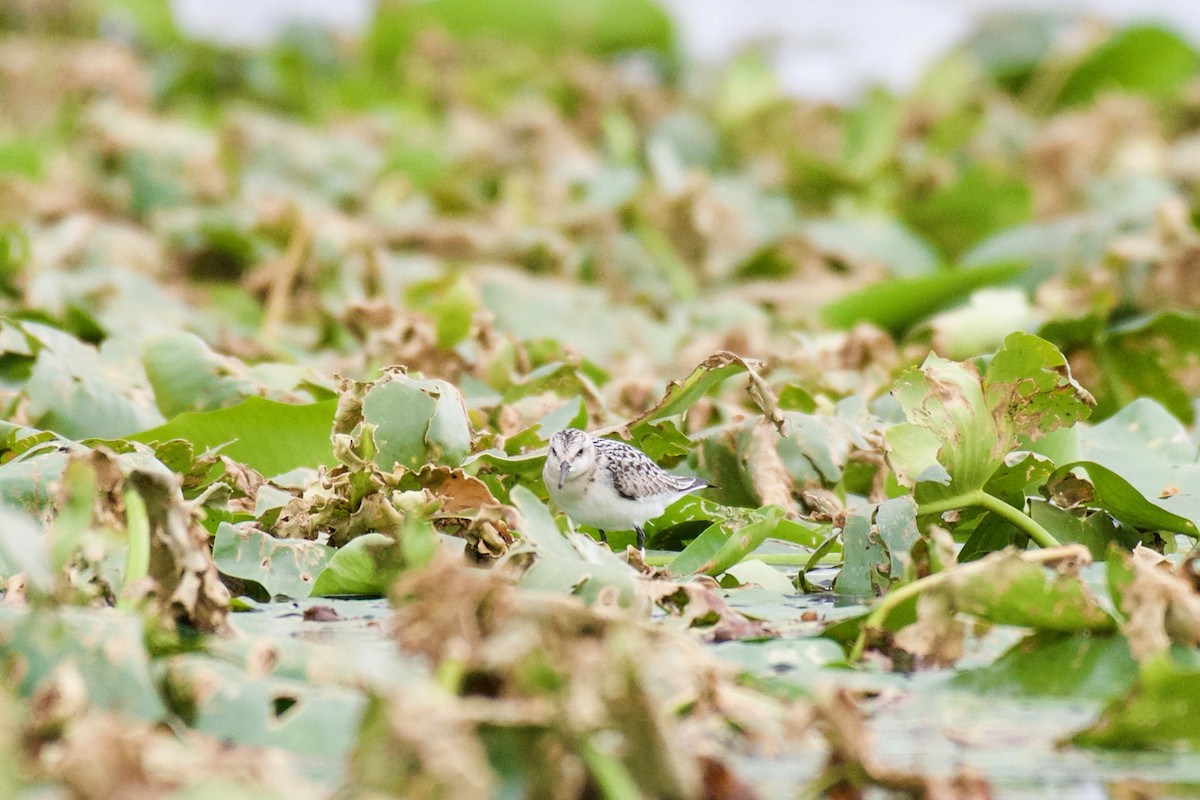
[558,460,571,489]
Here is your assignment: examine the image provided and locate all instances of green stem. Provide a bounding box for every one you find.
[848,492,1061,662]
[579,736,645,800]
[847,544,1082,663]
[917,489,1059,549]
[118,488,150,611]
[641,552,841,569]
[847,571,946,662]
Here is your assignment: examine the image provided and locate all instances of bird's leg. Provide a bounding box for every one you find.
[635,526,645,553]
[598,530,608,545]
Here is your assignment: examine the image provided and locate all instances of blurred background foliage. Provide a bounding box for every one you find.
[5,0,1200,427]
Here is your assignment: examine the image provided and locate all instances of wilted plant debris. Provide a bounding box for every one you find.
[7,1,1200,797]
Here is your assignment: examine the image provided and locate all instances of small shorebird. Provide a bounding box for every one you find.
[543,428,712,552]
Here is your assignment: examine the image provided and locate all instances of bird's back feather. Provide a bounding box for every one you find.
[594,438,708,501]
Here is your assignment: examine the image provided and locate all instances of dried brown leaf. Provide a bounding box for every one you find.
[891,589,964,669]
[1120,552,1200,661]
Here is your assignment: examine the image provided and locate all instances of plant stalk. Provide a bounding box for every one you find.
[917,489,1059,548]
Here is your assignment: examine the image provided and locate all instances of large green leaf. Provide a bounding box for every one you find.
[1092,312,1200,424]
[162,653,365,777]
[310,514,437,598]
[21,323,164,439]
[944,550,1116,633]
[1057,25,1200,107]
[511,485,640,606]
[821,261,1024,333]
[130,397,337,478]
[952,631,1136,699]
[886,354,998,499]
[362,375,471,470]
[1074,655,1200,749]
[886,332,1092,502]
[1064,398,1200,535]
[213,522,334,600]
[666,506,785,579]
[0,606,167,721]
[143,331,257,417]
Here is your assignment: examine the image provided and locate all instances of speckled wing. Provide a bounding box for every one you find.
[593,438,709,501]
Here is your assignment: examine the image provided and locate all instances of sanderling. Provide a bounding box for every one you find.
[543,428,712,552]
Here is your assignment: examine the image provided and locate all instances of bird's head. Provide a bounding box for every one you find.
[547,428,596,489]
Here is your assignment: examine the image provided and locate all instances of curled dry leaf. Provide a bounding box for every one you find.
[1119,548,1200,661]
[56,450,229,632]
[639,577,776,642]
[386,554,801,797]
[889,545,1110,668]
[274,434,513,560]
[891,589,965,669]
[127,469,230,633]
[408,464,517,560]
[744,418,798,514]
[36,709,321,800]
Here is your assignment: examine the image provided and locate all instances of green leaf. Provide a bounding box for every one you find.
[821,261,1024,334]
[407,273,478,349]
[212,522,334,600]
[886,332,1091,502]
[1089,312,1200,423]
[311,533,401,597]
[723,559,795,594]
[144,331,255,417]
[833,505,889,596]
[902,166,1031,259]
[1057,25,1200,107]
[945,550,1116,633]
[875,496,919,578]
[511,485,640,606]
[714,52,781,125]
[627,352,762,441]
[0,448,68,515]
[887,354,998,499]
[953,631,1136,699]
[667,507,784,579]
[131,397,337,478]
[0,507,51,591]
[0,606,167,720]
[369,0,675,60]
[1074,654,1200,749]
[0,139,44,179]
[984,331,1093,444]
[1027,500,1140,559]
[22,323,164,439]
[362,374,471,470]
[163,653,365,775]
[1049,462,1198,537]
[841,87,903,181]
[804,216,939,278]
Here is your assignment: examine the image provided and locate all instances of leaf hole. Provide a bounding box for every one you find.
[270,693,300,721]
